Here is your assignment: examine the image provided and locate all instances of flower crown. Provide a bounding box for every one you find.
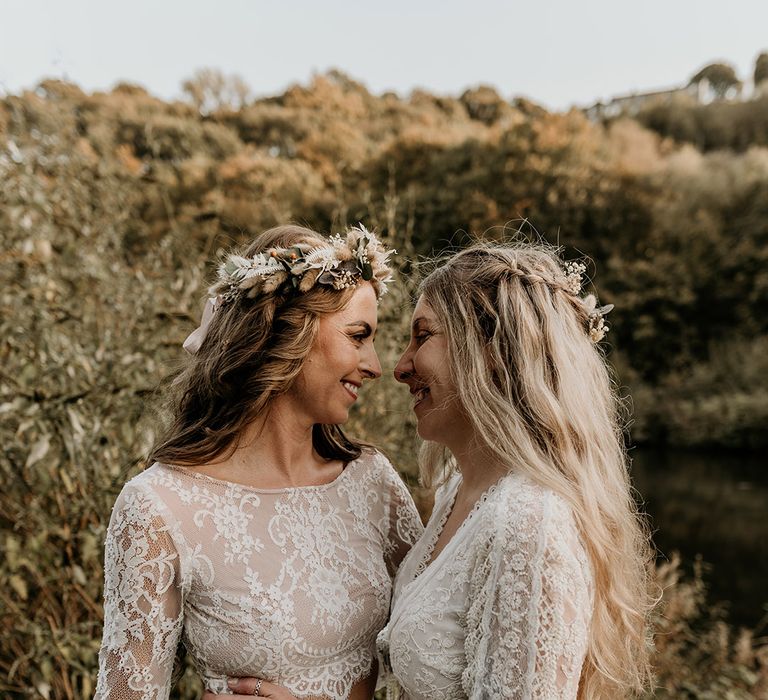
[183,225,395,355]
[210,224,394,304]
[563,261,614,342]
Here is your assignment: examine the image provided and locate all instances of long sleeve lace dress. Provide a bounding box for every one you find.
[376,469,593,700]
[94,450,423,700]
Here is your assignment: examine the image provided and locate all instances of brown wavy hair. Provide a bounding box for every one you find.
[149,225,377,468]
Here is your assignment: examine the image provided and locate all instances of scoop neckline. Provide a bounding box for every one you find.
[155,456,361,494]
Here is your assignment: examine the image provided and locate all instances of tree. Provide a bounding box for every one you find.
[689,62,742,100]
[460,85,510,125]
[754,52,768,86]
[182,68,251,115]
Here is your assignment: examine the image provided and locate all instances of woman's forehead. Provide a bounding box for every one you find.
[336,282,378,322]
[350,281,378,308]
[412,295,436,321]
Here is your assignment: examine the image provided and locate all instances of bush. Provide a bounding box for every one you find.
[1,75,766,698]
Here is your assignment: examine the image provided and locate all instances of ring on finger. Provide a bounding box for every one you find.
[252,679,262,696]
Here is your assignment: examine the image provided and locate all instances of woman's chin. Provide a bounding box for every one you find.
[317,409,351,426]
[416,422,436,442]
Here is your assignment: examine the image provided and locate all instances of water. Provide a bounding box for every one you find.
[631,448,768,629]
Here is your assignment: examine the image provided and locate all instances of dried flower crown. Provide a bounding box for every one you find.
[211,224,394,303]
[183,224,395,355]
[563,260,614,342]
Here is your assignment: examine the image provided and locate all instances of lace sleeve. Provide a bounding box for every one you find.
[380,456,424,577]
[94,482,185,700]
[462,490,592,699]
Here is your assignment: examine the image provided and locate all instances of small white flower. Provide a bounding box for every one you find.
[563,261,587,295]
[584,296,613,343]
[589,317,607,342]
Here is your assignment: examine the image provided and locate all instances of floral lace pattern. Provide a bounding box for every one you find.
[377,471,593,699]
[94,451,423,700]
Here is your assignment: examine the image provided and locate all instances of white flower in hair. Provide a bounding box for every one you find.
[184,225,395,355]
[583,293,614,342]
[209,223,395,305]
[563,261,587,295]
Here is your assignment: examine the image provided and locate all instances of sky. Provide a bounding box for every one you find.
[2,0,767,111]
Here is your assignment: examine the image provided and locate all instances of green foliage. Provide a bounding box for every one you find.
[627,337,768,448]
[636,96,768,151]
[1,74,766,697]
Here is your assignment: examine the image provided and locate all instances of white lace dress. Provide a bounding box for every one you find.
[94,450,423,700]
[376,469,593,699]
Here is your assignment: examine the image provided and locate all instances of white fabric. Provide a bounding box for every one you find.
[377,470,593,700]
[94,450,423,700]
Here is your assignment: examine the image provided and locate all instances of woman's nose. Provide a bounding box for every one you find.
[393,349,413,383]
[362,347,382,380]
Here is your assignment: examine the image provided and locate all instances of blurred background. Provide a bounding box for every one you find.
[1,1,767,697]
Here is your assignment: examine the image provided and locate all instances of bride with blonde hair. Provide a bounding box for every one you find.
[373,243,655,699]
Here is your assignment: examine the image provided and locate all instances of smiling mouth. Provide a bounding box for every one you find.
[341,381,359,399]
[412,387,430,408]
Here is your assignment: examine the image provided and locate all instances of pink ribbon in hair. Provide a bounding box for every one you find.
[183,296,219,355]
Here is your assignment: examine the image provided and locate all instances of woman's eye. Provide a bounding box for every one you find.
[414,331,431,345]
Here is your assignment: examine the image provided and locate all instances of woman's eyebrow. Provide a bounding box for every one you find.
[411,316,428,331]
[346,321,375,337]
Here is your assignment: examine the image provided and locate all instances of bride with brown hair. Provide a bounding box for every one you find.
[94,225,423,700]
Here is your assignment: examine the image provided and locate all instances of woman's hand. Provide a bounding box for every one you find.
[202,677,299,699]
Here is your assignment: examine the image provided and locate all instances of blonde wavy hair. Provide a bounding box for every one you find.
[418,243,655,698]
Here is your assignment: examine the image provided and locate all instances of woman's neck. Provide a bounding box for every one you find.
[451,440,509,496]
[209,396,338,487]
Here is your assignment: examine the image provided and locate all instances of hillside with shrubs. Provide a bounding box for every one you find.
[1,71,766,697]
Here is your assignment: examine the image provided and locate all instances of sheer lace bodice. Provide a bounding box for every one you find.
[377,470,593,700]
[95,450,423,700]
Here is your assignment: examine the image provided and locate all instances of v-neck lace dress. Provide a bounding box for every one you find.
[376,470,593,699]
[94,450,423,700]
